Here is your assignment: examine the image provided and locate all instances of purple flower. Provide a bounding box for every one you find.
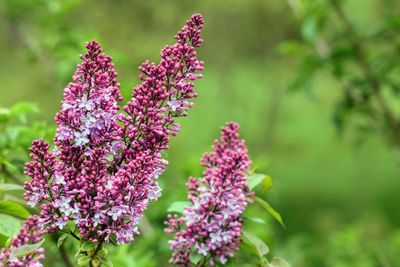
[165,122,253,266]
[0,216,45,267]
[24,14,204,245]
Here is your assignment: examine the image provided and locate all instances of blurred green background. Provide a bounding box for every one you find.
[1,0,399,266]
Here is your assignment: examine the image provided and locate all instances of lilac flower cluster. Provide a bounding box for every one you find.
[165,122,253,266]
[0,216,45,267]
[24,14,204,244]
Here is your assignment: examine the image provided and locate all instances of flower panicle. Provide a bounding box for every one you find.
[165,122,253,266]
[23,14,204,245]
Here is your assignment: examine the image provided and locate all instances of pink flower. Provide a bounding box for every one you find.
[24,14,204,244]
[165,122,253,266]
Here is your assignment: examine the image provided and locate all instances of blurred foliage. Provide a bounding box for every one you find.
[282,0,400,149]
[0,0,399,266]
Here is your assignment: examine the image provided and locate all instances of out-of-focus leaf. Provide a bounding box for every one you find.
[167,201,191,213]
[242,230,269,259]
[253,196,285,228]
[268,257,292,267]
[0,214,22,237]
[301,16,318,41]
[277,41,307,55]
[0,183,24,192]
[0,200,30,219]
[11,239,44,258]
[10,102,39,117]
[0,108,10,123]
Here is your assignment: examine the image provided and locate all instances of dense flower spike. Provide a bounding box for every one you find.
[24,14,204,244]
[0,216,45,267]
[165,122,253,266]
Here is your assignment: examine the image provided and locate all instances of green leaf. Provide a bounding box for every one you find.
[189,253,202,264]
[0,214,22,237]
[0,183,24,192]
[97,248,108,257]
[98,255,113,267]
[57,233,69,248]
[253,196,285,228]
[11,239,44,258]
[80,241,97,252]
[268,257,292,267]
[247,173,272,191]
[243,215,266,224]
[0,200,30,220]
[77,256,91,266]
[167,201,191,213]
[242,230,269,259]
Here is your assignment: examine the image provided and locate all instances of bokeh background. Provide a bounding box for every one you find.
[1,0,400,266]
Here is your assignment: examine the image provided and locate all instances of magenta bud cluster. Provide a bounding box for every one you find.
[165,122,253,266]
[0,216,45,267]
[24,14,204,244]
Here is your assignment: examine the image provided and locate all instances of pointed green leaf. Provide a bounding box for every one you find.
[11,239,44,258]
[57,233,69,248]
[253,196,285,228]
[0,200,30,220]
[247,174,272,191]
[167,201,191,213]
[242,230,269,258]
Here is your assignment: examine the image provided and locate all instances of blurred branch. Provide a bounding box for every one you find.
[330,1,400,146]
[0,163,23,184]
